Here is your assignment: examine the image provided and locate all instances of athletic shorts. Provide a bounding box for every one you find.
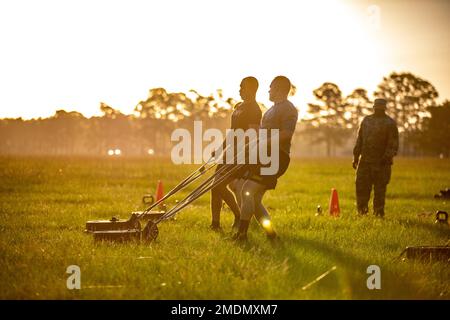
[213,163,249,189]
[245,151,291,190]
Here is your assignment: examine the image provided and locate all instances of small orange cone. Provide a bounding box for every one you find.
[329,188,340,217]
[155,180,164,202]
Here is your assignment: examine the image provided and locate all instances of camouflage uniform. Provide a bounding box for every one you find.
[353,100,399,216]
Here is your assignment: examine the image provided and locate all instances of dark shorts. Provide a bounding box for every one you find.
[245,151,291,190]
[213,163,248,189]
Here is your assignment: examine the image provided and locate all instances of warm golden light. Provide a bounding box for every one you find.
[0,0,448,119]
[262,219,271,229]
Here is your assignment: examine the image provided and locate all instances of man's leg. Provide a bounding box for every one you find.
[252,190,277,239]
[355,162,372,215]
[235,180,255,240]
[254,197,271,224]
[235,179,267,240]
[211,180,241,229]
[373,165,391,217]
[229,178,245,208]
[210,185,223,229]
[220,184,241,228]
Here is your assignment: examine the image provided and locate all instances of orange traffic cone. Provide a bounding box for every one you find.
[329,188,340,217]
[155,180,164,202]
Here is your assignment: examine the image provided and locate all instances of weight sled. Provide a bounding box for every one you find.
[85,211,165,233]
[404,246,450,262]
[93,229,142,242]
[85,143,252,244]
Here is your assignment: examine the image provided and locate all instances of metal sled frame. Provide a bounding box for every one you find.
[85,211,165,232]
[86,142,254,243]
[403,246,450,262]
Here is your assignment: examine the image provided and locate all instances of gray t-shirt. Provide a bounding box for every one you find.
[260,100,298,154]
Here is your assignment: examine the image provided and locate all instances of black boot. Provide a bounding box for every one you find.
[231,217,240,230]
[357,206,368,215]
[210,220,221,231]
[374,208,385,218]
[260,219,277,240]
[266,225,277,240]
[232,219,249,241]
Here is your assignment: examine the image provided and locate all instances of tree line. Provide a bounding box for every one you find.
[0,72,448,157]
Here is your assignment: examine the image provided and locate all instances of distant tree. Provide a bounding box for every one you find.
[0,118,25,154]
[305,82,353,156]
[135,88,191,154]
[135,88,169,119]
[184,89,234,122]
[100,102,124,119]
[289,84,297,97]
[134,87,235,154]
[417,100,450,157]
[343,88,373,130]
[49,110,86,154]
[135,87,235,122]
[135,88,196,122]
[374,72,439,154]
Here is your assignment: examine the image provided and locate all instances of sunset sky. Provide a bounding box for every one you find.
[0,0,449,119]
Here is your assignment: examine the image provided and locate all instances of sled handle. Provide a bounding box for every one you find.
[142,194,154,205]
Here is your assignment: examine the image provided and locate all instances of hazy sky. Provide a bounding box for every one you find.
[0,0,449,119]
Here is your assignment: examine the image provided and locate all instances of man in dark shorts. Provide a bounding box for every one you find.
[233,76,298,241]
[210,77,262,231]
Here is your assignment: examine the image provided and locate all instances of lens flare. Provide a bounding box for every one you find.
[262,219,271,228]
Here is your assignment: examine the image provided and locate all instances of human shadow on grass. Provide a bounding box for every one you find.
[224,233,358,298]
[240,233,431,299]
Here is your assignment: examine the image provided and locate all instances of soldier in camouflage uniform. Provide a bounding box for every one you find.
[352,98,399,217]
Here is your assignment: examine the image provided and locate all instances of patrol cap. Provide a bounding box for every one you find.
[373,98,387,109]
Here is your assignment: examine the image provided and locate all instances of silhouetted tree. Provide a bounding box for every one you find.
[0,76,445,158]
[416,100,450,157]
[100,102,124,119]
[305,82,352,156]
[134,88,235,154]
[49,110,86,154]
[344,88,372,130]
[374,72,439,155]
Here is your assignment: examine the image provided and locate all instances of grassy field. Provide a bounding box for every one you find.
[0,156,449,300]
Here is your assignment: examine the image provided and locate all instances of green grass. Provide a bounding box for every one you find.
[0,156,449,299]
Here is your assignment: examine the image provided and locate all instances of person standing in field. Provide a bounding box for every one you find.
[210,77,262,231]
[352,98,399,217]
[232,76,298,241]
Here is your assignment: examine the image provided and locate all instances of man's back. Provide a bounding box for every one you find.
[260,100,298,155]
[354,113,399,164]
